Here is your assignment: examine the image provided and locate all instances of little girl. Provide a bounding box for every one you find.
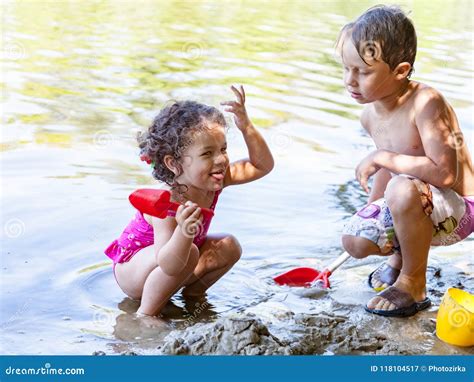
[105,86,274,317]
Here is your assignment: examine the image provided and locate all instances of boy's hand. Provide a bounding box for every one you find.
[175,201,203,238]
[221,85,251,132]
[356,151,381,193]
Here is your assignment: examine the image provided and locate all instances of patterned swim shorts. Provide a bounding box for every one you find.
[342,176,474,253]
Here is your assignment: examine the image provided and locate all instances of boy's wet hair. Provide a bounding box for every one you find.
[337,5,417,77]
[137,100,226,188]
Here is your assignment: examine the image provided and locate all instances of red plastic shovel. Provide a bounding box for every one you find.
[129,189,215,220]
[273,251,351,288]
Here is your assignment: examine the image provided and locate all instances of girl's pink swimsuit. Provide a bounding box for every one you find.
[104,191,220,264]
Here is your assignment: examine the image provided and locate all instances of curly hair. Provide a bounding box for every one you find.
[337,5,417,78]
[137,100,226,189]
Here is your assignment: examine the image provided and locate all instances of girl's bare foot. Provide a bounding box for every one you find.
[134,312,169,329]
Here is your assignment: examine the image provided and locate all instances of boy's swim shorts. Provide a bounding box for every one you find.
[342,175,474,253]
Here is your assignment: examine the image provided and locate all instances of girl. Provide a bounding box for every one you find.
[105,86,274,317]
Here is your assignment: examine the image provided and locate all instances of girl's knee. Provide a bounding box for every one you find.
[222,235,242,264]
[185,245,200,272]
[161,245,199,277]
[166,245,199,279]
[342,235,377,259]
[198,236,241,272]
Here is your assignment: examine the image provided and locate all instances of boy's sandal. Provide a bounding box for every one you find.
[367,263,400,291]
[364,286,431,318]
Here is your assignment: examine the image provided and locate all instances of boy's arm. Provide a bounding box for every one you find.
[371,90,458,188]
[367,168,392,203]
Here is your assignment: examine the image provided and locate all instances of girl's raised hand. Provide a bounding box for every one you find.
[220,85,251,132]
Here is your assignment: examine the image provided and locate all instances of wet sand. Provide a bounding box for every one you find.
[101,247,473,355]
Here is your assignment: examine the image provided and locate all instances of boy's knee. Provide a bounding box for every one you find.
[342,235,377,259]
[385,176,420,212]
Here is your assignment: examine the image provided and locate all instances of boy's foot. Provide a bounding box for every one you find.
[365,277,430,317]
[367,252,402,291]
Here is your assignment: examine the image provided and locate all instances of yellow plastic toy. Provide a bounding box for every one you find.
[436,287,474,347]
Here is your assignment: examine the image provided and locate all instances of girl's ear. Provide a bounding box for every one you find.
[394,62,412,80]
[163,155,179,175]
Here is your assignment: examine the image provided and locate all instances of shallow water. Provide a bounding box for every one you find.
[1,1,473,355]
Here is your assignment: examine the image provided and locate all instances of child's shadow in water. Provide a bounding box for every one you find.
[112,295,218,342]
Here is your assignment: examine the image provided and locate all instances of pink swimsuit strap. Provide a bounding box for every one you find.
[187,190,221,247]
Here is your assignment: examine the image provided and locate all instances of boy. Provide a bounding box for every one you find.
[338,5,474,317]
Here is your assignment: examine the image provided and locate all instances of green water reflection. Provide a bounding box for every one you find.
[2,0,473,151]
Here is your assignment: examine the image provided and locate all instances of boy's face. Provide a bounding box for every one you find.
[341,37,397,104]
